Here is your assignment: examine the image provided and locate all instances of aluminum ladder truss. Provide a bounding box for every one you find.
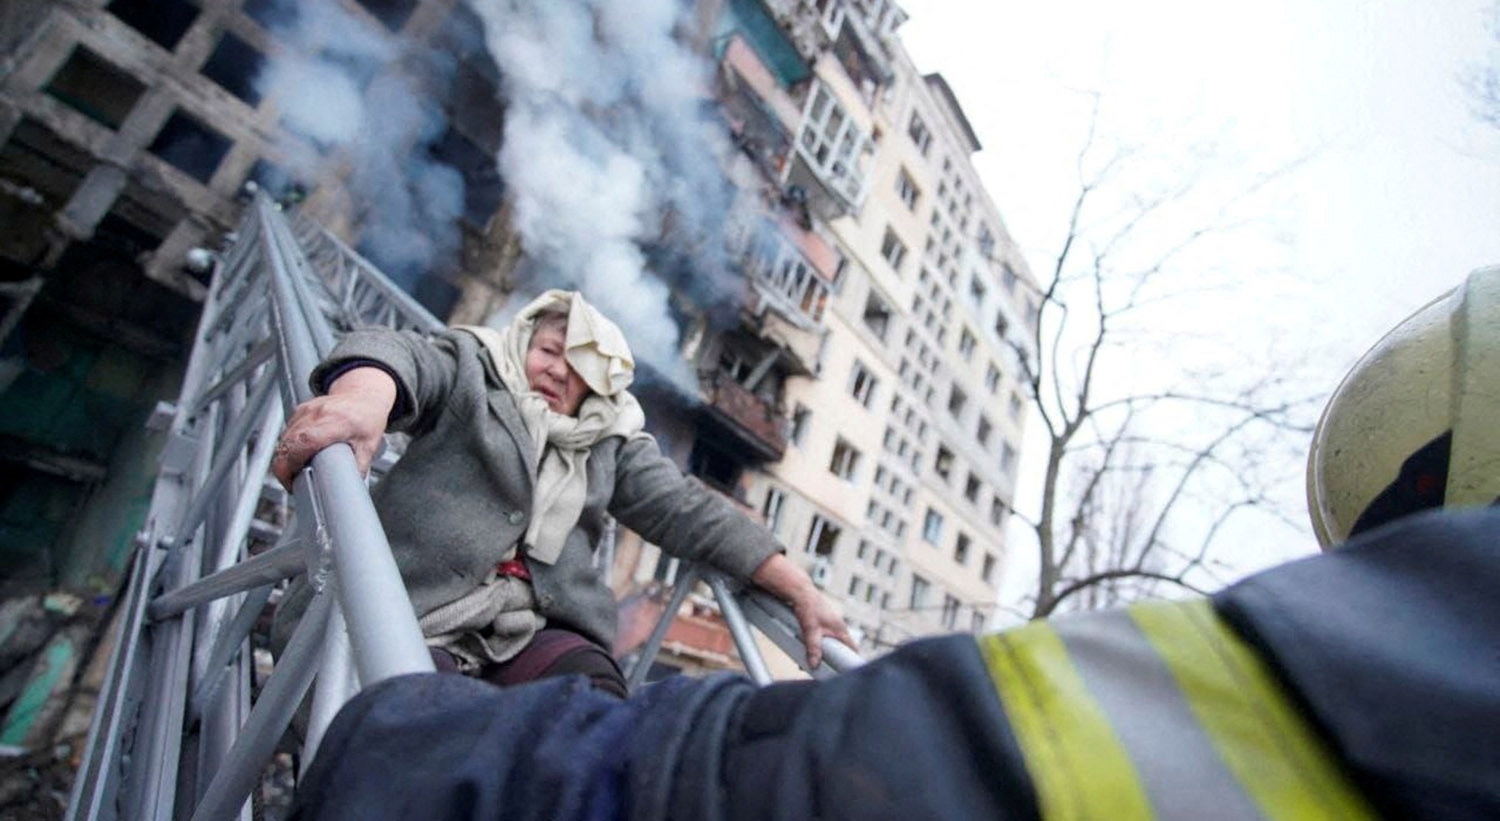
[67,194,863,820]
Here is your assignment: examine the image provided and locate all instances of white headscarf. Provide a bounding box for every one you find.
[457,290,645,565]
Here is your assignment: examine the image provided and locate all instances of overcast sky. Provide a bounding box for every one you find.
[899,0,1500,343]
[894,0,1500,607]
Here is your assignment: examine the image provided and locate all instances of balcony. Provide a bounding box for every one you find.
[720,6,810,91]
[698,370,789,462]
[717,56,796,185]
[786,82,871,218]
[721,219,827,376]
[831,7,894,107]
[742,224,830,330]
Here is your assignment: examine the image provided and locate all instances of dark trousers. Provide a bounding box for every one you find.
[430,627,628,698]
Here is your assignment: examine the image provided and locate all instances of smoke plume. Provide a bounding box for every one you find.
[254,0,465,290]
[254,0,744,387]
[469,0,742,389]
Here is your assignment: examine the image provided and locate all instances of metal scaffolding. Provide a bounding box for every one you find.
[66,194,862,820]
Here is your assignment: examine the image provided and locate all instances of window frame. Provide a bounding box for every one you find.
[880,227,908,272]
[829,437,862,481]
[922,508,944,544]
[848,360,879,408]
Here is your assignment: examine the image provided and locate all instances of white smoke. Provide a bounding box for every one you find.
[469,0,741,390]
[254,0,465,290]
[253,0,742,378]
[349,73,464,281]
[263,54,367,146]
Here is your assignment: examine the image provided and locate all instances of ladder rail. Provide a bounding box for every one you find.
[707,574,774,686]
[623,566,868,692]
[65,227,249,818]
[68,196,438,820]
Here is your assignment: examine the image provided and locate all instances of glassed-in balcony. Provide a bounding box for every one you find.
[787,82,871,217]
[742,227,829,330]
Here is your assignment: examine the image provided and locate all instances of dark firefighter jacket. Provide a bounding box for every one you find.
[289,505,1500,820]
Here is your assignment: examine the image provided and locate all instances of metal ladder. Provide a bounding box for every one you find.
[66,194,862,820]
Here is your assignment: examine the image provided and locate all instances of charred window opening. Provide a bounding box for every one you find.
[0,119,92,204]
[688,438,743,494]
[428,127,503,228]
[148,110,231,184]
[354,0,417,32]
[448,62,506,147]
[201,31,266,106]
[106,0,199,52]
[715,340,784,405]
[110,178,188,248]
[40,239,195,365]
[93,212,165,259]
[44,47,146,131]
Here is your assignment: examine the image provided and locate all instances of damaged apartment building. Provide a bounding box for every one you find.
[0,0,1038,757]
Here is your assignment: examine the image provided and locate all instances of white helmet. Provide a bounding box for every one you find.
[1307,265,1500,549]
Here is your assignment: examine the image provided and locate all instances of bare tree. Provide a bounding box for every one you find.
[1003,94,1319,619]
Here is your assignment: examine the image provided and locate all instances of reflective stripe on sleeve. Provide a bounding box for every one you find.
[1056,608,1264,821]
[977,600,1377,821]
[1130,599,1377,821]
[978,622,1153,821]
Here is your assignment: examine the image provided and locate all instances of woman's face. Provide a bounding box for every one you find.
[525,322,589,416]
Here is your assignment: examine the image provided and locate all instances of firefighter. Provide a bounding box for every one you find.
[288,268,1500,820]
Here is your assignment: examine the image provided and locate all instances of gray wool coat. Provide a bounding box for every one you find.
[278,329,779,652]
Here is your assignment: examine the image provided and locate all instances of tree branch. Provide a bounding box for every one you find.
[1042,569,1210,617]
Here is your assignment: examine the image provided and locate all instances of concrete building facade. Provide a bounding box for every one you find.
[734,0,1038,651]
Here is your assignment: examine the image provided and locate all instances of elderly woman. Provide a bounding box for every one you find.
[272,290,850,696]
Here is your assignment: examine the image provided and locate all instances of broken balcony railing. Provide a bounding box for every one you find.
[68,193,862,821]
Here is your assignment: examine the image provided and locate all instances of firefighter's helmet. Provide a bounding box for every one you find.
[1307,265,1500,549]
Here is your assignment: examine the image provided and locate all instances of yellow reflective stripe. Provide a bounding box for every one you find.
[978,624,1154,821]
[1129,599,1377,821]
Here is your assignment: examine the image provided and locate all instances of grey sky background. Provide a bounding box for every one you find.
[894,0,1500,612]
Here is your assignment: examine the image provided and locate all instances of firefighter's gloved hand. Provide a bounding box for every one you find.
[272,366,396,490]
